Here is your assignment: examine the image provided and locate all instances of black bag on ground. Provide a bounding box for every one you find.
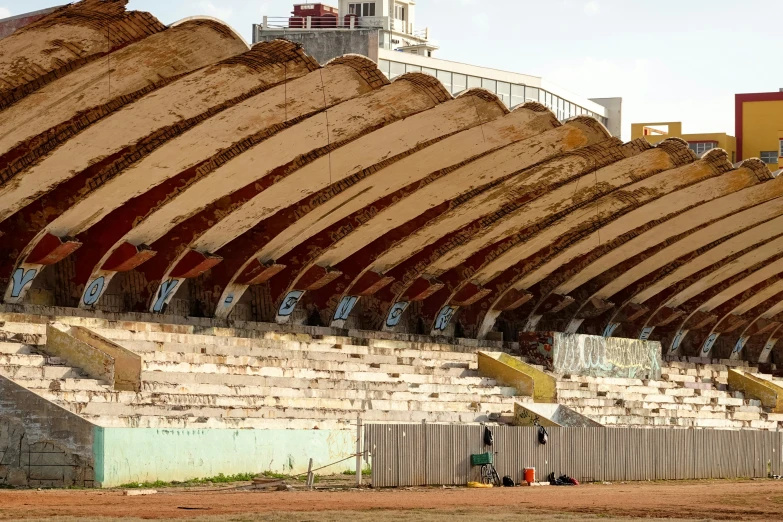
[483,426,494,446]
[538,426,548,445]
[502,475,515,487]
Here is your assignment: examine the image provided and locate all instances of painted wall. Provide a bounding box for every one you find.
[631,121,736,163]
[255,29,379,64]
[95,427,356,487]
[737,96,783,170]
[520,332,662,380]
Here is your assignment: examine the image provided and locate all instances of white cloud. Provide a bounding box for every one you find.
[198,1,232,21]
[0,7,11,19]
[584,1,599,13]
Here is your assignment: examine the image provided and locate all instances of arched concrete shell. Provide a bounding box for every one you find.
[3,1,783,364]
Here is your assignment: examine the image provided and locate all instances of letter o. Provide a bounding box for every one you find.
[82,277,105,306]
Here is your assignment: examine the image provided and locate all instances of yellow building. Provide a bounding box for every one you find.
[631,121,737,164]
[736,91,783,171]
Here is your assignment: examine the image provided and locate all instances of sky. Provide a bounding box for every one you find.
[1,0,780,140]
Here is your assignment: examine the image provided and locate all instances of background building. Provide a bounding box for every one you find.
[631,121,736,163]
[0,6,62,40]
[255,2,621,136]
[736,90,783,171]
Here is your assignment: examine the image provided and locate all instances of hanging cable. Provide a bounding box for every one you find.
[319,68,333,186]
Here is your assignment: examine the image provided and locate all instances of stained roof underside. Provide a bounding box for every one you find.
[1,0,782,362]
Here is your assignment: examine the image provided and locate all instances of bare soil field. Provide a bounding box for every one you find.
[1,479,781,522]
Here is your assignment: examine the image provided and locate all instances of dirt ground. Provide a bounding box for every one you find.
[1,479,782,522]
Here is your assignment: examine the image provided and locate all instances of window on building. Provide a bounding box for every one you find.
[467,76,481,89]
[349,2,376,16]
[761,151,779,164]
[405,64,421,73]
[389,61,405,79]
[524,87,539,104]
[496,81,511,107]
[510,84,525,108]
[394,3,406,20]
[780,140,783,157]
[688,142,717,156]
[378,59,391,78]
[422,67,436,77]
[452,73,467,94]
[481,78,497,94]
[436,70,452,93]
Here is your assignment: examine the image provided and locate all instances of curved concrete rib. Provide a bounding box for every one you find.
[680,277,783,359]
[195,89,514,318]
[443,148,739,338]
[638,257,783,358]
[362,139,672,332]
[137,73,455,311]
[532,158,779,332]
[0,0,164,111]
[0,20,247,219]
[0,40,319,295]
[0,22,247,222]
[269,116,611,327]
[3,57,383,307]
[208,101,553,321]
[578,186,783,339]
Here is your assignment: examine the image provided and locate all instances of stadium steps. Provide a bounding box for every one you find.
[0,320,523,430]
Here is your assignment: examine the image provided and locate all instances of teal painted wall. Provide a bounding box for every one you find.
[93,427,356,487]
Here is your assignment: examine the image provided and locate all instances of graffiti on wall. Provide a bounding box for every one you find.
[276,290,304,321]
[520,331,662,379]
[333,296,359,323]
[9,268,36,298]
[151,279,180,313]
[385,301,409,329]
[432,305,458,333]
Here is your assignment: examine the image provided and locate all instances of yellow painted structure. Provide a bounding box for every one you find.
[727,369,783,413]
[736,93,783,171]
[477,351,557,403]
[631,121,737,164]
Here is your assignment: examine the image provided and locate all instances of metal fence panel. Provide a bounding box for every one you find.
[369,424,780,487]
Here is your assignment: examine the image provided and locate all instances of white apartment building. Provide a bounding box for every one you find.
[254,2,621,136]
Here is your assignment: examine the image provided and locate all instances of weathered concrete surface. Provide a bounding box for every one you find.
[478,351,557,403]
[520,332,662,379]
[68,325,141,392]
[727,369,783,412]
[256,29,379,64]
[513,402,603,428]
[44,323,115,387]
[0,1,164,111]
[0,376,95,487]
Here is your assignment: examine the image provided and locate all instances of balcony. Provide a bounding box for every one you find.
[257,15,429,41]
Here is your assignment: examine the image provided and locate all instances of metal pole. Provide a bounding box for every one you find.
[356,414,363,486]
[263,16,269,29]
[306,457,314,489]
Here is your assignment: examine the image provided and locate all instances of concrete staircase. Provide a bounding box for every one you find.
[0,320,523,430]
[554,360,781,429]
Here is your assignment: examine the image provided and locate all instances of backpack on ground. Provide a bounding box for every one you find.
[502,475,515,487]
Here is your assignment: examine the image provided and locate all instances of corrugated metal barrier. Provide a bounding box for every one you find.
[365,424,783,487]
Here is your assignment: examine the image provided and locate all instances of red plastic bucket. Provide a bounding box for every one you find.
[524,467,535,484]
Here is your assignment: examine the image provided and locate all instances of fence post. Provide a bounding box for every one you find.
[422,419,427,486]
[306,16,312,29]
[356,414,363,486]
[262,16,268,29]
[306,458,314,489]
[350,16,355,30]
